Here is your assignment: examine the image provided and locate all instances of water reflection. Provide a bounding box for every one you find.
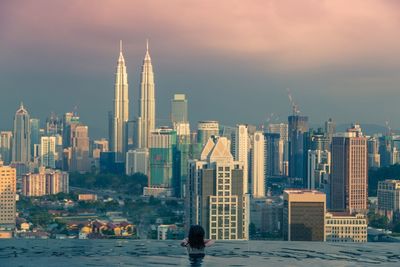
[189,254,205,266]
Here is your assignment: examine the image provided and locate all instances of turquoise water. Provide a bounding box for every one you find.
[1,239,400,266]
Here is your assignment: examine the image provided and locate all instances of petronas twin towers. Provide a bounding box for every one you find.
[110,40,155,161]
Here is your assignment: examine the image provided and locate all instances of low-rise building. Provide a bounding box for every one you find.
[325,212,367,242]
[78,194,98,201]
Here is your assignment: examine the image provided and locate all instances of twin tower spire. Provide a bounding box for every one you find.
[110,40,155,161]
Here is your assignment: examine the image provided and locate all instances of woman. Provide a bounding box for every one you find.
[181,225,214,264]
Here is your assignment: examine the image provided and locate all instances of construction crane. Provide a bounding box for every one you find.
[287,88,300,115]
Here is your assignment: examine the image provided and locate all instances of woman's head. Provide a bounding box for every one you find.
[188,225,205,249]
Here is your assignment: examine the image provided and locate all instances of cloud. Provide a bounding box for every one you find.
[2,0,400,70]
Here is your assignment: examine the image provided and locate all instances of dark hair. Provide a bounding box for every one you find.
[188,225,205,249]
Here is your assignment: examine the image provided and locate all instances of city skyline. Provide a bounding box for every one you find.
[2,1,400,137]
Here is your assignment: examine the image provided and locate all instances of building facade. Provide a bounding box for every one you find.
[0,161,16,230]
[0,131,13,164]
[171,94,188,126]
[138,41,156,149]
[40,136,56,168]
[283,189,326,241]
[234,124,249,194]
[186,137,249,240]
[126,148,149,176]
[12,103,31,165]
[149,128,176,189]
[197,121,219,148]
[325,212,367,242]
[288,115,308,181]
[110,41,129,162]
[70,125,90,172]
[251,131,265,198]
[377,180,400,220]
[331,125,368,214]
[22,168,69,196]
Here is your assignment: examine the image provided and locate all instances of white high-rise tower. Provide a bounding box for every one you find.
[138,40,156,149]
[234,124,249,194]
[110,41,129,161]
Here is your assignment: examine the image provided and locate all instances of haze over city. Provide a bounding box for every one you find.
[1,0,400,137]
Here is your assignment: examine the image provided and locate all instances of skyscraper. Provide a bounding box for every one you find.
[186,137,249,240]
[251,131,265,198]
[62,111,79,148]
[0,131,13,164]
[288,115,308,181]
[171,94,188,126]
[70,124,90,172]
[331,124,368,213]
[174,122,191,198]
[12,103,31,165]
[110,41,129,162]
[0,161,16,230]
[265,133,285,177]
[138,40,156,149]
[30,118,40,159]
[234,124,249,194]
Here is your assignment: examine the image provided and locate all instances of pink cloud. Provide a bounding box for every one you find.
[2,0,400,70]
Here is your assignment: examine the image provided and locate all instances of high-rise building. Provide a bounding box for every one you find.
[171,94,188,126]
[265,133,284,177]
[268,123,288,142]
[234,124,249,194]
[288,115,308,181]
[46,114,63,136]
[174,122,191,198]
[22,167,69,196]
[40,136,56,168]
[149,127,176,189]
[70,125,90,172]
[377,180,400,220]
[138,41,156,149]
[251,131,265,198]
[62,111,79,148]
[186,137,249,240]
[0,161,16,230]
[12,103,31,165]
[307,150,331,208]
[325,118,336,141]
[367,137,380,169]
[126,148,149,176]
[325,212,367,242]
[110,41,129,162]
[0,131,13,164]
[30,118,40,159]
[331,124,368,213]
[197,121,219,148]
[307,150,330,189]
[283,189,326,241]
[267,123,289,176]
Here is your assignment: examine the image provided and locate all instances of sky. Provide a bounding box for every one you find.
[1,0,400,138]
